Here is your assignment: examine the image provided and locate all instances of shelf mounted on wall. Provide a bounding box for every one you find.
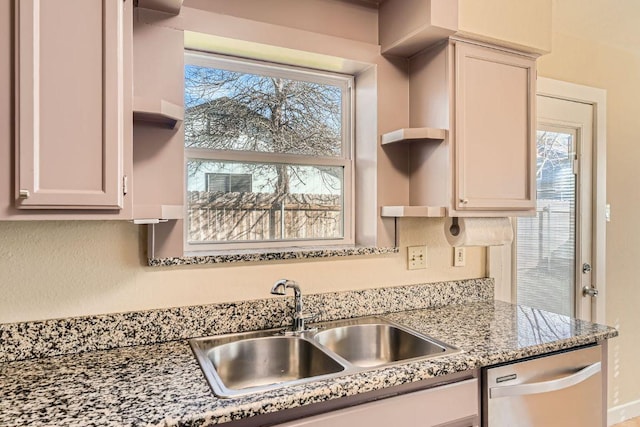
[380,127,448,218]
[132,204,183,222]
[133,97,184,129]
[136,0,183,15]
[380,206,447,218]
[381,127,447,145]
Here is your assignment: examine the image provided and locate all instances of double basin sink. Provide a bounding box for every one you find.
[190,316,459,397]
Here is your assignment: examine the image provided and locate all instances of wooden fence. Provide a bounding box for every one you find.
[187,191,342,242]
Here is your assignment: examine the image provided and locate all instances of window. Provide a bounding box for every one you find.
[206,173,252,193]
[516,128,577,316]
[184,52,354,250]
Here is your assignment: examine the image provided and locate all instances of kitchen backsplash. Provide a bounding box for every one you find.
[0,278,493,363]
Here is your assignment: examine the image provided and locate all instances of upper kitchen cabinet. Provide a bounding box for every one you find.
[9,0,132,214]
[385,38,536,217]
[451,41,535,213]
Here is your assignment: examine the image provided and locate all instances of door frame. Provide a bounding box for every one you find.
[488,77,607,323]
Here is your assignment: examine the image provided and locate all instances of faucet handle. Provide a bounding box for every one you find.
[294,311,319,333]
[303,309,327,322]
[296,311,319,322]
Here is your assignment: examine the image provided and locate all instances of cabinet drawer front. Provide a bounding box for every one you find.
[278,379,479,427]
[15,0,123,209]
[454,42,536,212]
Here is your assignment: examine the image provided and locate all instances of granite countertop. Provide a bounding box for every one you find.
[0,300,617,427]
[148,246,399,267]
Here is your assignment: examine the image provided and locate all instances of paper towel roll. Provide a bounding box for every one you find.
[445,217,513,247]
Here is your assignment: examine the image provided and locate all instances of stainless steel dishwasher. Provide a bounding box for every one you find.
[483,345,603,427]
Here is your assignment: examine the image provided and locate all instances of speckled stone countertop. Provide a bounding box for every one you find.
[0,300,617,427]
[0,279,491,363]
[148,246,399,267]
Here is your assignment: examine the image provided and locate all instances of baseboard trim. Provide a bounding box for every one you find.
[609,399,640,426]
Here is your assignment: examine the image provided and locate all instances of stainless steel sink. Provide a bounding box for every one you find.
[191,332,345,397]
[313,322,450,367]
[190,317,459,398]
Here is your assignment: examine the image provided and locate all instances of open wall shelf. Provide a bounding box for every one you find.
[133,204,183,221]
[381,127,447,145]
[133,97,184,129]
[380,127,448,218]
[380,206,447,218]
[137,0,183,15]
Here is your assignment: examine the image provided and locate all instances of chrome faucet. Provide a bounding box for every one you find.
[270,279,317,333]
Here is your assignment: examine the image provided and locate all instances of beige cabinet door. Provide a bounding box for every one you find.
[15,0,124,209]
[453,42,535,212]
[276,379,478,427]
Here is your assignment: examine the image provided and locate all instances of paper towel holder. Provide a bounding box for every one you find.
[449,217,461,237]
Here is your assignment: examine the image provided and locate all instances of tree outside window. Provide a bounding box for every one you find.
[184,53,353,247]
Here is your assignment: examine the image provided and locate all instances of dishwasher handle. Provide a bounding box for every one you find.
[489,362,601,399]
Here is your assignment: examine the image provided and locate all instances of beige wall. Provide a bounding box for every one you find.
[0,219,484,323]
[458,0,552,54]
[536,1,640,410]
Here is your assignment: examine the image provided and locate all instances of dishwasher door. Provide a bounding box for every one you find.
[484,345,603,427]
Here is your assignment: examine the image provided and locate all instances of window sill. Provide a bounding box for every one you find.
[147,246,399,267]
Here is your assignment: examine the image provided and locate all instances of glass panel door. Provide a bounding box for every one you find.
[516,127,577,317]
[515,94,594,321]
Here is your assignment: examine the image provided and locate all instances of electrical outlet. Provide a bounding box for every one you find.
[453,247,466,267]
[408,246,427,270]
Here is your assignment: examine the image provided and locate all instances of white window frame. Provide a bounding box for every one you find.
[183,51,355,252]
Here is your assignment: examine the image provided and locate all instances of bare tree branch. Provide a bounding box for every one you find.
[185,64,344,242]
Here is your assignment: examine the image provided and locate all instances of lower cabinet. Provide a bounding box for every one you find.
[276,378,478,427]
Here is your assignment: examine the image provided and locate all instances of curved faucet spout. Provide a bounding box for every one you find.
[271,279,302,312]
[270,278,295,296]
[270,279,310,332]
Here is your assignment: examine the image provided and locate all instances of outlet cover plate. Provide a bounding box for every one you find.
[454,247,466,267]
[408,246,427,270]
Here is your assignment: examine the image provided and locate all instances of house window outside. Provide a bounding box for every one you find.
[184,52,354,250]
[205,173,252,193]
